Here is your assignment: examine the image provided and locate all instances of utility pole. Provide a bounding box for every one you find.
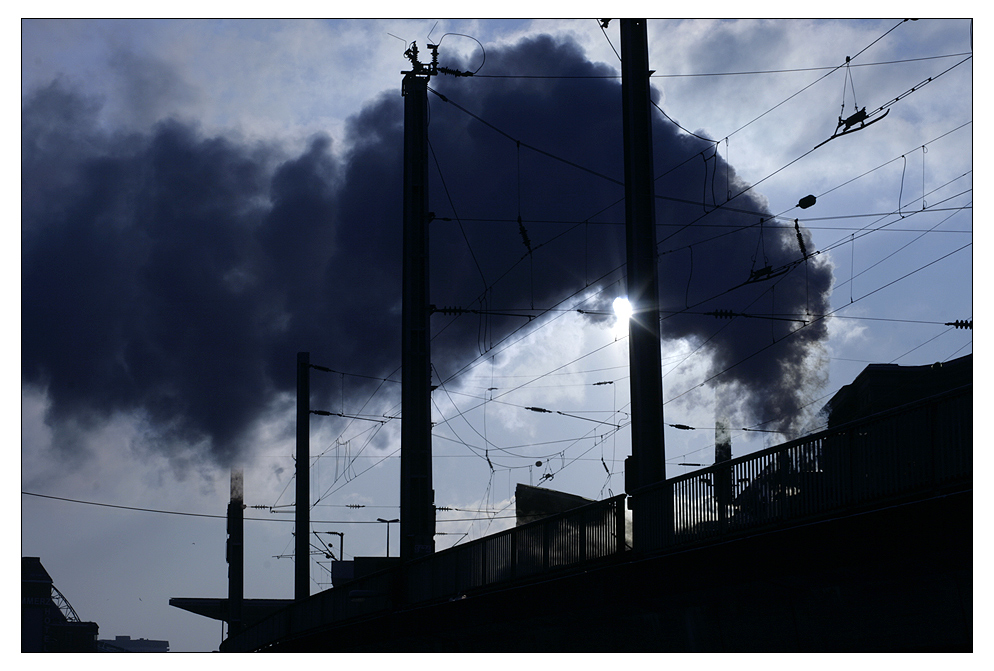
[620,20,667,541]
[400,43,436,561]
[295,351,310,599]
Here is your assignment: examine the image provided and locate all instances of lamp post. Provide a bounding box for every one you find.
[377,518,399,558]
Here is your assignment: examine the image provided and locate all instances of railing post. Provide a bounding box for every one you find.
[481,537,488,585]
[927,401,938,492]
[543,520,550,571]
[776,451,789,521]
[715,462,730,534]
[617,497,627,553]
[510,528,518,579]
[845,424,856,505]
[580,512,587,564]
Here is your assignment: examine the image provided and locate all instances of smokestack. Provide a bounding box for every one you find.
[715,391,732,529]
[226,468,244,635]
[715,418,731,464]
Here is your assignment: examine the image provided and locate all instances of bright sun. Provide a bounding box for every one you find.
[612,297,632,338]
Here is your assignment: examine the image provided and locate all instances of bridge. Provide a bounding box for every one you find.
[219,383,971,652]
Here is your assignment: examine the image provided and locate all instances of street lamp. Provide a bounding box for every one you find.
[377,518,399,558]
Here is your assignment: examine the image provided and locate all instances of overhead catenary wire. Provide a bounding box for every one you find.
[304,19,968,516]
[21,491,404,524]
[464,26,960,462]
[468,52,972,79]
[427,63,968,351]
[372,178,960,510]
[662,241,971,409]
[21,23,968,608]
[436,210,968,478]
[428,135,488,291]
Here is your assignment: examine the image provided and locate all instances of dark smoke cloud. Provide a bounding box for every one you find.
[22,33,832,468]
[427,35,833,436]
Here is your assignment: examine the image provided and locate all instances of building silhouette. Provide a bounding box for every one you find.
[22,557,170,652]
[22,557,99,652]
[211,351,970,651]
[97,635,170,652]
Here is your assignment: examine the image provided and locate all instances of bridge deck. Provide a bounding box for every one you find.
[221,386,971,652]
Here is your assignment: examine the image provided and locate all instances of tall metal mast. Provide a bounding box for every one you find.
[295,351,310,599]
[400,43,436,561]
[620,20,667,524]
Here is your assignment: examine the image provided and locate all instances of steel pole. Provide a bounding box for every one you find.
[621,20,668,550]
[295,352,310,599]
[621,19,666,489]
[400,69,435,561]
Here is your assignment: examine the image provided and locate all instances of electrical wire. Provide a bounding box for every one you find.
[22,491,394,524]
[662,241,971,408]
[298,21,969,511]
[468,53,972,79]
[428,59,967,380]
[428,135,488,291]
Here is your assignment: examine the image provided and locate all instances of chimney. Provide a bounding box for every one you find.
[226,468,244,635]
[715,418,731,464]
[715,408,732,530]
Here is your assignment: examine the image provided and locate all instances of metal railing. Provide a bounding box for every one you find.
[223,385,970,651]
[634,385,972,553]
[223,494,628,651]
[403,492,628,604]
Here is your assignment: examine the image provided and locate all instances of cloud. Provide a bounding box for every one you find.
[22,31,833,475]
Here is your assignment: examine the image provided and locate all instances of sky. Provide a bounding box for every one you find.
[19,17,974,653]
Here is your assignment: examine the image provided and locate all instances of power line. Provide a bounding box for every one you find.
[428,182,969,491]
[440,207,972,229]
[24,489,523,527]
[637,19,920,213]
[325,22,968,503]
[428,135,489,291]
[469,53,972,79]
[428,86,625,191]
[662,241,972,408]
[21,491,385,524]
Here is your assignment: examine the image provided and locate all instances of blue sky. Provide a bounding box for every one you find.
[19,18,973,652]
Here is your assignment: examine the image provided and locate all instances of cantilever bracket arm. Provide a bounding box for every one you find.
[814,108,890,150]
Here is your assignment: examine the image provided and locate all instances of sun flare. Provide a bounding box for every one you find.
[612,297,632,338]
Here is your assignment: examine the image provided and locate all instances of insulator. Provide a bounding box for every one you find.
[946,320,972,330]
[518,216,532,253]
[794,220,809,258]
[798,194,817,209]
